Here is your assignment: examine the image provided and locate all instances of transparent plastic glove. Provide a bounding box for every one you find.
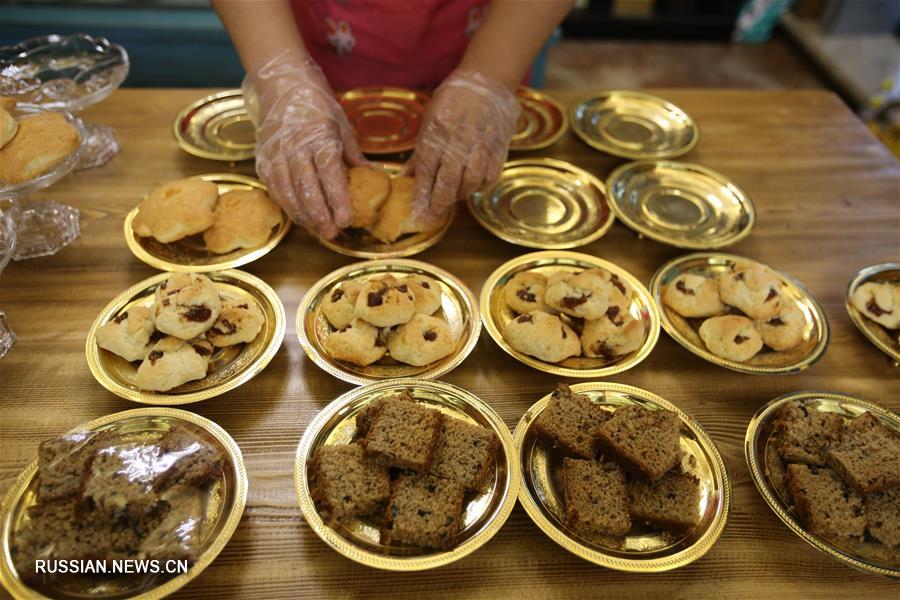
[405,70,520,224]
[243,49,366,239]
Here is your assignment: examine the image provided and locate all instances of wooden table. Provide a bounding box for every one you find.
[1,89,898,598]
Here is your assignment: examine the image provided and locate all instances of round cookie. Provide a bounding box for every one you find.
[755,302,805,351]
[135,336,212,392]
[154,272,222,339]
[348,166,391,229]
[206,299,265,347]
[203,189,282,254]
[663,273,727,318]
[321,280,364,330]
[96,305,156,362]
[502,310,581,363]
[0,112,80,185]
[397,274,442,315]
[386,314,455,366]
[323,319,386,366]
[503,271,551,315]
[132,178,219,244]
[850,282,900,329]
[545,269,610,320]
[580,307,646,359]
[354,279,416,327]
[698,315,763,362]
[717,262,783,320]
[595,268,633,308]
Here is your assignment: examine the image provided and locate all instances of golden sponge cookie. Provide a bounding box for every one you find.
[0,97,16,111]
[0,112,80,184]
[202,189,282,254]
[132,178,219,243]
[369,176,439,243]
[348,166,391,229]
[0,107,17,149]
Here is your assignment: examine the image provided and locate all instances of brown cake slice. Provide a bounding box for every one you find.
[563,458,631,539]
[627,471,701,531]
[361,391,442,471]
[382,473,466,549]
[36,429,119,502]
[532,383,610,459]
[827,411,900,494]
[865,487,900,548]
[355,397,387,437]
[595,405,682,481]
[309,443,391,523]
[153,425,226,491]
[81,442,167,521]
[773,401,844,466]
[786,464,866,540]
[140,485,207,562]
[430,417,498,490]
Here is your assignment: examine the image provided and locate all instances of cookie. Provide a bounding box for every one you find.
[354,278,416,328]
[698,315,763,362]
[202,189,282,254]
[596,269,633,308]
[503,271,551,315]
[134,336,212,391]
[545,269,610,320]
[0,112,80,184]
[96,305,156,362]
[850,282,900,329]
[580,306,646,359]
[386,314,454,366]
[132,178,219,244]
[502,310,581,363]
[348,166,391,229]
[321,280,364,330]
[717,261,783,320]
[663,273,727,318]
[323,319,386,366]
[369,176,438,243]
[153,272,222,339]
[0,106,16,149]
[397,274,442,315]
[755,302,805,351]
[206,299,264,347]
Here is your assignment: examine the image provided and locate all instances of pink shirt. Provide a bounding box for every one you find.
[291,0,490,91]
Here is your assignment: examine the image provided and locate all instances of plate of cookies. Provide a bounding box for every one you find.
[514,383,730,572]
[745,391,900,577]
[294,379,519,570]
[480,251,660,378]
[846,263,900,364]
[318,164,454,259]
[0,407,248,599]
[86,269,285,404]
[124,173,290,272]
[297,258,479,386]
[651,253,829,374]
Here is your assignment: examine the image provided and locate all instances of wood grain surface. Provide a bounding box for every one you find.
[1,89,898,599]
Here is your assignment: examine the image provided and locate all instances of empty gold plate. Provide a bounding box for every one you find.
[468,158,614,249]
[172,89,255,162]
[745,391,900,577]
[86,269,285,404]
[294,379,519,571]
[606,161,755,249]
[651,253,829,374]
[510,87,568,151]
[514,382,730,572]
[296,259,480,386]
[845,263,900,364]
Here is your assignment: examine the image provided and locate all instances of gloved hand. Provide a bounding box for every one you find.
[405,70,520,224]
[243,48,366,239]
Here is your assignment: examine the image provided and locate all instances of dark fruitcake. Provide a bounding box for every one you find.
[563,458,631,539]
[827,412,900,494]
[430,417,498,490]
[309,443,391,523]
[595,405,682,481]
[382,473,465,549]
[864,487,900,548]
[773,401,843,466]
[627,471,700,531]
[362,392,442,470]
[532,383,610,459]
[786,463,866,540]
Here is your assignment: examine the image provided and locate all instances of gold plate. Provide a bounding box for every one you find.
[467,158,615,249]
[86,269,285,404]
[571,91,699,160]
[172,89,255,162]
[0,407,248,599]
[296,259,479,386]
[606,161,755,249]
[337,87,429,155]
[480,251,660,377]
[510,87,569,151]
[514,382,730,572]
[845,263,900,364]
[650,253,829,374]
[294,379,519,571]
[124,173,290,272]
[745,391,900,577]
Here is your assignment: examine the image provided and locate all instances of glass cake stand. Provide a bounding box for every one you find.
[0,33,130,169]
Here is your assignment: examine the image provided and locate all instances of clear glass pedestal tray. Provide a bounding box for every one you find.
[0,33,129,169]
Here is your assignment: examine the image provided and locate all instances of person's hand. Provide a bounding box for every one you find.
[243,48,365,239]
[405,70,520,224]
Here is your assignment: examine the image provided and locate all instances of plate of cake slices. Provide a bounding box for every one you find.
[86,270,285,404]
[745,392,900,577]
[846,263,900,363]
[294,379,519,570]
[0,407,247,599]
[513,382,730,572]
